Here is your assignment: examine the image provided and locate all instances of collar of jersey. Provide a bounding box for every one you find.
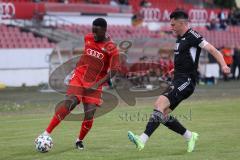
[180,28,191,38]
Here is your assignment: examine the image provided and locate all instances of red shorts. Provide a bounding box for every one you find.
[66,72,103,106]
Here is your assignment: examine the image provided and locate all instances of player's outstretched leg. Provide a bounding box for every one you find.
[35,96,79,144]
[45,96,79,134]
[127,131,145,150]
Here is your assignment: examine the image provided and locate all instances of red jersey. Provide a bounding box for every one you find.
[75,33,119,84]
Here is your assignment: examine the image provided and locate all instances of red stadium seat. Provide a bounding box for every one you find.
[0,25,55,48]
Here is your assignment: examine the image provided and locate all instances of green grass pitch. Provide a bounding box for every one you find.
[0,81,240,160]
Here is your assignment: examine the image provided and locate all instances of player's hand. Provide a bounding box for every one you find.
[222,65,231,74]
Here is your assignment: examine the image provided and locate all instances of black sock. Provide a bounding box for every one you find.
[144,109,161,137]
[163,115,186,135]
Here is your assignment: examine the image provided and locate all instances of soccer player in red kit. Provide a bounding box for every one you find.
[36,18,119,150]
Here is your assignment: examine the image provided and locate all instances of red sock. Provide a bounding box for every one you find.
[46,104,71,134]
[79,119,94,141]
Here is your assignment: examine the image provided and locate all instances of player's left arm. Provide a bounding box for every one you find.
[202,43,231,74]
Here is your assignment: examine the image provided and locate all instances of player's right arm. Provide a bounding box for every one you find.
[203,43,230,74]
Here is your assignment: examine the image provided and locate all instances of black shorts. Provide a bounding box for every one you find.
[163,77,195,110]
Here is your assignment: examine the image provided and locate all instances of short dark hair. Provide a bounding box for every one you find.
[92,18,107,28]
[170,10,188,20]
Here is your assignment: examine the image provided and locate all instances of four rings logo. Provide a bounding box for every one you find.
[140,8,161,22]
[86,48,104,59]
[189,9,208,23]
[0,3,15,19]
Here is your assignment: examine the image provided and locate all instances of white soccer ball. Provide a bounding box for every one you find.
[35,135,53,153]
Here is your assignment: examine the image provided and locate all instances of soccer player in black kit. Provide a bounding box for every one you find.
[127,10,231,152]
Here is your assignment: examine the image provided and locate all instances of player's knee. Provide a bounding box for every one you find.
[65,95,79,110]
[151,109,169,124]
[164,108,172,115]
[84,110,95,120]
[154,95,170,113]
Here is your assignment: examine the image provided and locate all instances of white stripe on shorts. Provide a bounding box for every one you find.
[177,78,191,91]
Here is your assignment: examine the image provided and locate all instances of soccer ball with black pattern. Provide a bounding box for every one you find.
[34,135,53,153]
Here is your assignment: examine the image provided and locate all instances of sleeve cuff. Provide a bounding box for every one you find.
[199,40,209,48]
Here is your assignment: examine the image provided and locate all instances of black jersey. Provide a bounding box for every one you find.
[173,28,208,80]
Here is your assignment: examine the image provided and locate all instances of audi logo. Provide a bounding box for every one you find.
[189,9,208,23]
[0,3,15,19]
[140,8,161,22]
[86,49,104,59]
